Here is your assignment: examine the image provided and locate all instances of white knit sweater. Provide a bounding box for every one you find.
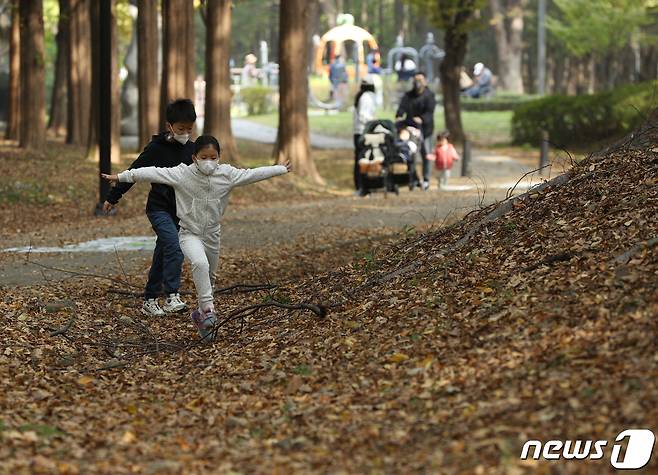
[118,163,288,236]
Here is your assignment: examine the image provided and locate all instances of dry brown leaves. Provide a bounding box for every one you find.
[0,143,656,474]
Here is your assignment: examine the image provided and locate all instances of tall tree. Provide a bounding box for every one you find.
[67,0,91,145]
[395,0,405,39]
[5,0,20,140]
[203,0,238,162]
[137,0,160,149]
[87,0,120,163]
[319,0,338,27]
[19,0,46,149]
[411,0,485,142]
[48,0,70,137]
[489,0,525,93]
[548,0,652,90]
[276,0,323,183]
[160,0,195,128]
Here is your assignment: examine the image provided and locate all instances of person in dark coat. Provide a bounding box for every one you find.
[103,99,196,316]
[395,72,436,190]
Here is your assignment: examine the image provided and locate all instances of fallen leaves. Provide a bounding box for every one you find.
[0,143,657,473]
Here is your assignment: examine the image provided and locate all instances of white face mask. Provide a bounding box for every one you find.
[196,159,218,175]
[173,133,190,145]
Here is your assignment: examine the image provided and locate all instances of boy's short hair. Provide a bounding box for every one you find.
[166,99,197,124]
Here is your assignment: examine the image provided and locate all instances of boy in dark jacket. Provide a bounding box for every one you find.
[103,99,196,316]
[395,71,436,191]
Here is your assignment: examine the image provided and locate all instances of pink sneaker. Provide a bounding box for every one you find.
[191,309,217,341]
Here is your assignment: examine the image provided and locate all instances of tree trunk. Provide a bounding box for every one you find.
[552,53,566,94]
[19,0,46,149]
[160,0,195,128]
[319,0,338,28]
[394,0,404,40]
[48,0,70,137]
[87,0,120,163]
[204,0,238,162]
[359,0,368,28]
[276,0,322,183]
[307,0,320,70]
[639,45,657,81]
[67,0,91,145]
[489,0,525,93]
[137,0,160,150]
[5,0,20,140]
[438,4,472,144]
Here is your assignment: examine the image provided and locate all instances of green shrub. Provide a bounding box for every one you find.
[511,81,658,147]
[460,93,537,112]
[240,86,275,116]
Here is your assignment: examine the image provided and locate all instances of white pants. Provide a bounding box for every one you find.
[178,228,220,311]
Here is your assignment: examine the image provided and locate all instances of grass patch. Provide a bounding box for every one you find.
[248,109,513,146]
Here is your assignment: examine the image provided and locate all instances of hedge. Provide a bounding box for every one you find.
[460,93,537,112]
[511,81,658,147]
[240,86,276,116]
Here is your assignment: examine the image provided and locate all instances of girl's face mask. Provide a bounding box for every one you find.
[195,159,218,175]
[194,147,220,175]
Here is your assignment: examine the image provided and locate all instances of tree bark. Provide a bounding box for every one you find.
[639,45,658,81]
[359,0,368,28]
[160,0,195,128]
[87,0,120,163]
[19,0,46,149]
[137,0,160,150]
[489,0,525,93]
[438,1,474,144]
[67,0,91,145]
[276,0,323,183]
[394,0,404,40]
[204,0,238,163]
[5,0,20,140]
[319,0,338,28]
[48,0,70,137]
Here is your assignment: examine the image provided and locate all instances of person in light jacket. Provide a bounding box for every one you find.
[103,135,291,341]
[352,75,377,196]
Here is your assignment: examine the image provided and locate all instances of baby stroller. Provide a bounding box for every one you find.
[358,120,410,195]
[396,119,424,190]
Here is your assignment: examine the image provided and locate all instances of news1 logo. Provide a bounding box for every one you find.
[520,429,656,469]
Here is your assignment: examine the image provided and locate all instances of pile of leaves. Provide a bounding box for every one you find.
[0,138,656,473]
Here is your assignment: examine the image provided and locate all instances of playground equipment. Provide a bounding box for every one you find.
[312,14,378,110]
[385,36,419,76]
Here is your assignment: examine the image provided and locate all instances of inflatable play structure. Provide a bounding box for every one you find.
[311,14,378,109]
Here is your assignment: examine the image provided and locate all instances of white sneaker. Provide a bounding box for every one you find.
[422,181,430,191]
[163,293,188,313]
[142,298,165,316]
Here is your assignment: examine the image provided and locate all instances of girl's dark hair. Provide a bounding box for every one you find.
[354,83,375,108]
[437,131,450,141]
[194,135,221,156]
[166,98,197,124]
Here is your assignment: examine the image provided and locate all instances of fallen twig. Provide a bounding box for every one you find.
[522,251,576,273]
[611,237,658,265]
[48,316,76,337]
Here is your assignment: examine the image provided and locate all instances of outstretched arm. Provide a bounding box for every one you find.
[229,161,292,187]
[102,165,184,186]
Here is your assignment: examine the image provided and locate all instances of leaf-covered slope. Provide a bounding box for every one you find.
[0,144,656,473]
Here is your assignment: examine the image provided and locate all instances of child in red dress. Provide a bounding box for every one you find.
[433,132,460,189]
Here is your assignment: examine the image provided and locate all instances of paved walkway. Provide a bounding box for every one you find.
[120,118,354,151]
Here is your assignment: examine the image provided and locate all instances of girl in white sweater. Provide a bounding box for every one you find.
[103,135,291,340]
